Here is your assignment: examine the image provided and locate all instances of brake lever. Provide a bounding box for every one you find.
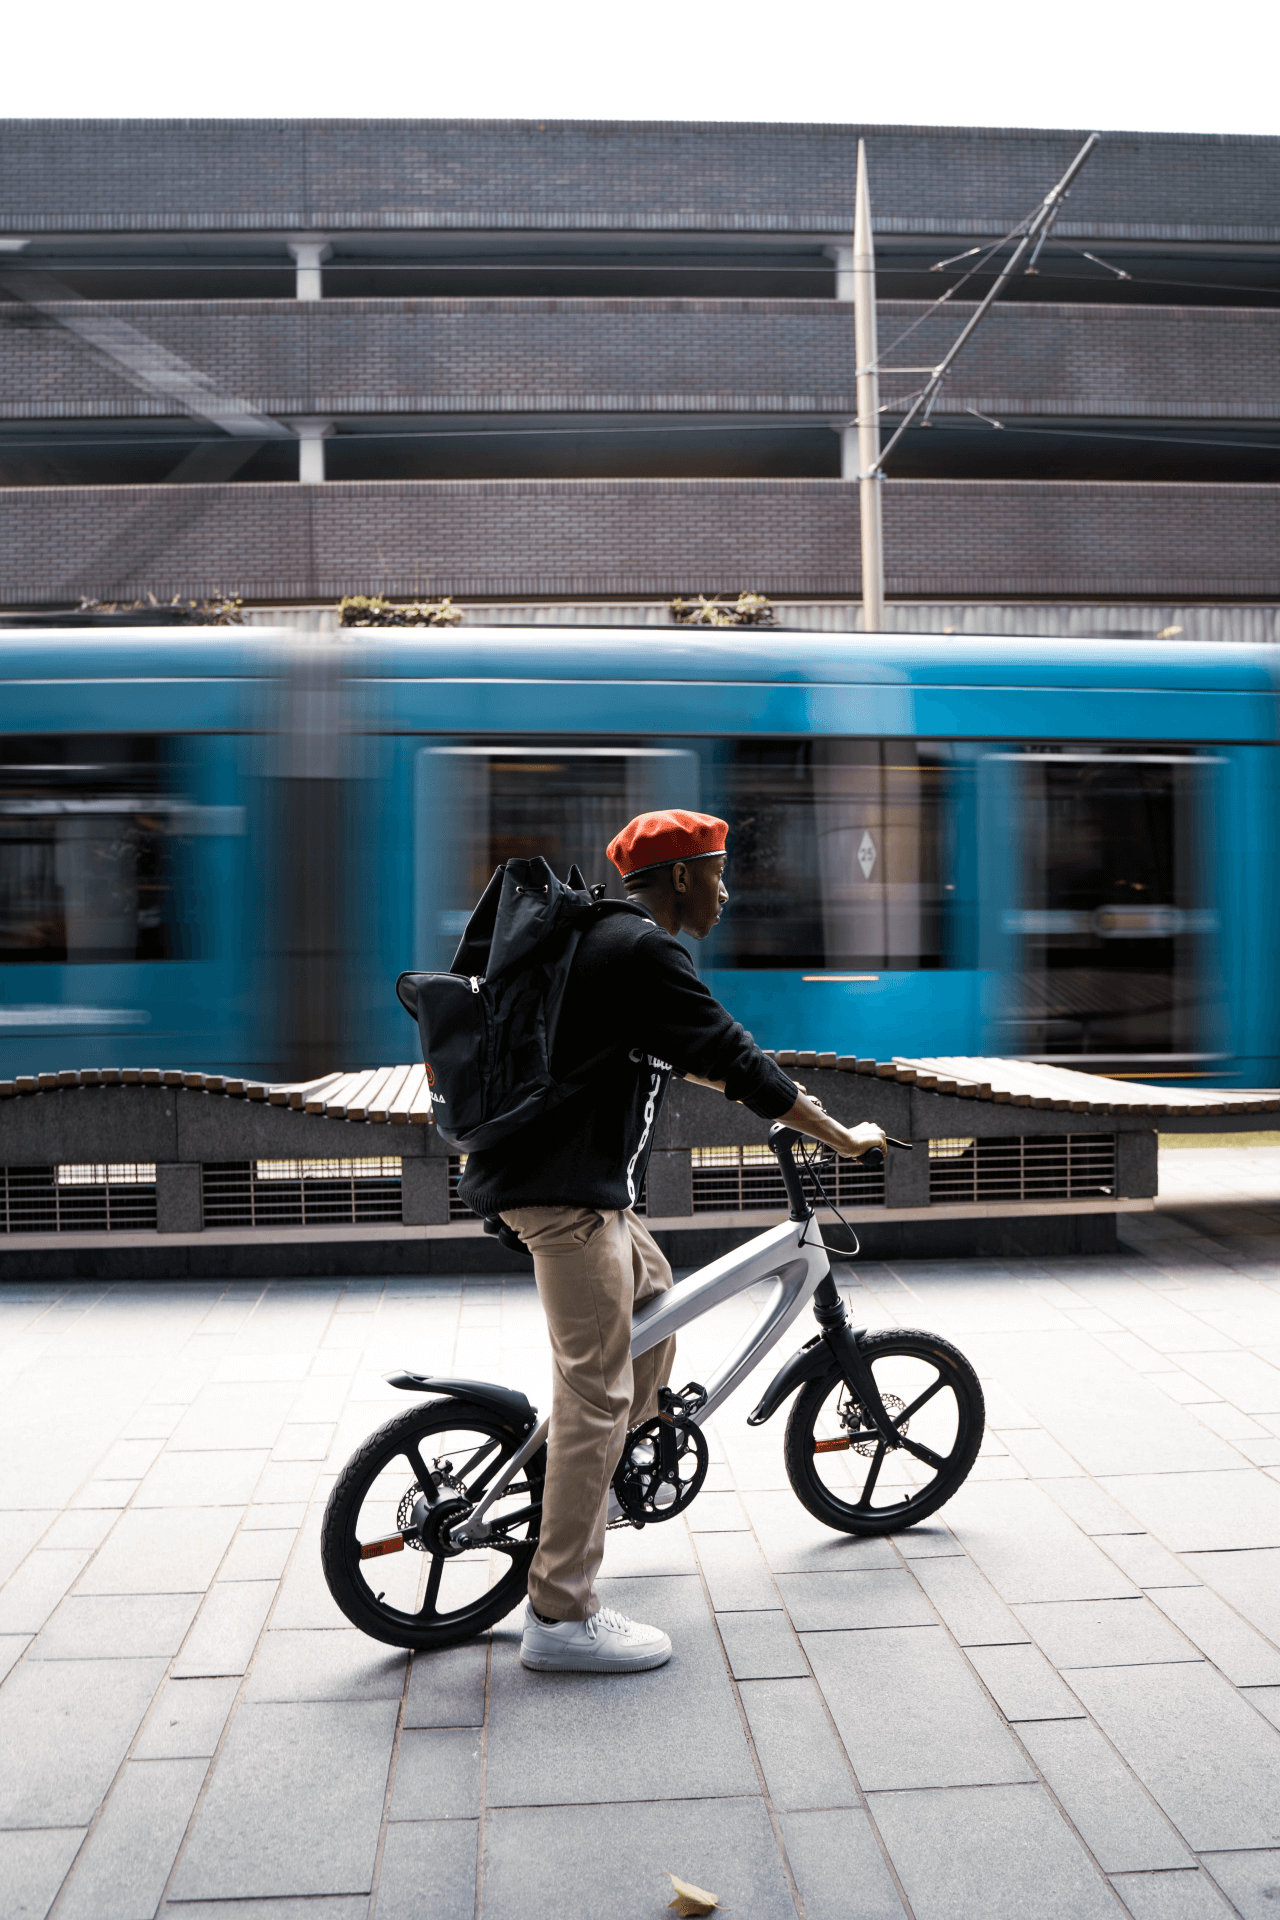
[857,1139,912,1173]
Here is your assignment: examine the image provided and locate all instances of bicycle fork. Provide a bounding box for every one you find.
[809,1275,903,1447]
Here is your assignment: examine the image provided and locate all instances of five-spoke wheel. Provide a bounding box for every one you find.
[321,1398,544,1650]
[783,1329,984,1535]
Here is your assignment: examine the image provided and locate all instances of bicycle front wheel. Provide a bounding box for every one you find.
[321,1397,544,1650]
[783,1329,984,1536]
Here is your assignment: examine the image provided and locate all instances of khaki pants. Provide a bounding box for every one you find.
[500,1205,676,1621]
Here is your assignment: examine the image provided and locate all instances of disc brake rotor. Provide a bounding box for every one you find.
[396,1471,474,1556]
[396,1483,430,1551]
[841,1391,908,1456]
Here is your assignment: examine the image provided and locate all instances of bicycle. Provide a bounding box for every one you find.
[321,1126,986,1649]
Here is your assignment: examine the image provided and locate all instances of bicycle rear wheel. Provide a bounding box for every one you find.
[321,1397,544,1650]
[783,1329,984,1536]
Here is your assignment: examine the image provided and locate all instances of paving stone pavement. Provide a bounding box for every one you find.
[6,1151,1280,1919]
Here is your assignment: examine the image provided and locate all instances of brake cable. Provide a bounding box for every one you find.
[795,1137,862,1258]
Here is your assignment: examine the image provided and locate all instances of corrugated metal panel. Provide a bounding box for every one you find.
[245,602,1280,642]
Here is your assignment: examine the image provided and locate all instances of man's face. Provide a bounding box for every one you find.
[678,854,728,939]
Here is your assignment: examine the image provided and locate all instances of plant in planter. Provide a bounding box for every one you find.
[338,595,462,628]
[668,592,775,628]
[74,592,244,625]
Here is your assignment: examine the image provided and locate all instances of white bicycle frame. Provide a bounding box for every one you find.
[452,1215,832,1545]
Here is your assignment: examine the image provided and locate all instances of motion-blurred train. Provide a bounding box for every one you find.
[1,627,1277,1086]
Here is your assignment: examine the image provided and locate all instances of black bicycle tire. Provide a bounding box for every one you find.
[783,1328,985,1536]
[321,1397,544,1651]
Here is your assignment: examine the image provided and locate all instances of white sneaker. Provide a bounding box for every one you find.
[520,1602,672,1673]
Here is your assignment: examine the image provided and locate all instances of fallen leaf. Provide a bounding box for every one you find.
[665,1869,725,1915]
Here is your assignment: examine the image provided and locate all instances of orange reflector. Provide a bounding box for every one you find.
[813,1437,851,1453]
[359,1534,406,1560]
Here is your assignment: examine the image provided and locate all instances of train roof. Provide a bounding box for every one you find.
[3,627,1280,693]
[2,628,1279,743]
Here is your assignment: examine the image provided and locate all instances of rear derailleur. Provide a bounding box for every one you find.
[611,1382,710,1529]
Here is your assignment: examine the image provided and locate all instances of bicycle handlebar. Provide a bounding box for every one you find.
[769,1124,888,1223]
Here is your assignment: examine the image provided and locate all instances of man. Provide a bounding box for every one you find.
[458,809,885,1673]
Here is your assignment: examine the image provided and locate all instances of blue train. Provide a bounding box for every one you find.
[1,627,1277,1087]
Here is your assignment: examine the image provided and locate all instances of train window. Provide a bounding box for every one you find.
[415,744,699,965]
[707,739,953,971]
[0,737,186,964]
[1000,750,1212,1062]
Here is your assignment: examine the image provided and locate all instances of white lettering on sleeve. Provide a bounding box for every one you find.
[625,1059,667,1207]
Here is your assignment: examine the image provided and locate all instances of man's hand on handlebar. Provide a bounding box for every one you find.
[841,1120,891,1159]
[779,1091,887,1161]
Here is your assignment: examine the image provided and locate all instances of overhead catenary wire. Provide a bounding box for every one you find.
[4,259,1279,299]
[2,419,1279,456]
[10,261,1280,309]
[871,134,1102,474]
[873,215,1039,366]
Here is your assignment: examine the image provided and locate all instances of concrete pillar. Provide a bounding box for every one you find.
[292,419,334,484]
[1115,1129,1159,1198]
[287,238,331,301]
[156,1163,202,1233]
[884,1143,931,1210]
[401,1156,450,1226]
[827,239,858,483]
[827,242,855,303]
[644,1149,693,1219]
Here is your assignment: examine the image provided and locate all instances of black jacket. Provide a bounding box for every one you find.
[458,906,798,1215]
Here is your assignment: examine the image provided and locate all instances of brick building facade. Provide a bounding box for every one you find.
[1,119,1277,612]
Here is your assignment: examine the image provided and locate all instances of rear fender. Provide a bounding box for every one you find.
[384,1372,536,1434]
[745,1337,834,1426]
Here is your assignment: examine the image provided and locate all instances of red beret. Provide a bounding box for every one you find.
[607,809,729,879]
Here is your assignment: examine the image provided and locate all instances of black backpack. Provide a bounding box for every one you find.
[396,856,650,1152]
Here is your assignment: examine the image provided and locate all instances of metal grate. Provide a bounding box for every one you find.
[202,1159,402,1228]
[1,1164,157,1232]
[448,1156,647,1220]
[448,1156,476,1222]
[929,1135,1115,1203]
[692,1143,884,1213]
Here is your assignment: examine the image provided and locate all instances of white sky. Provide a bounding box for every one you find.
[8,0,1278,135]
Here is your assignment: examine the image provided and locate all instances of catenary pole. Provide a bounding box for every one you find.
[853,139,885,634]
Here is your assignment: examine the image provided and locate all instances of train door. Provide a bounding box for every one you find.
[413,744,699,971]
[982,749,1225,1071]
[0,731,250,1077]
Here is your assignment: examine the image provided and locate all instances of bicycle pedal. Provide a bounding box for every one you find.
[658,1380,708,1419]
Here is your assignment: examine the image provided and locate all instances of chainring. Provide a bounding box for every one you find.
[612,1411,709,1526]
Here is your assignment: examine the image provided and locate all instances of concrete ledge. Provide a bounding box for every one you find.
[5,121,1278,243]
[0,1193,1145,1276]
[0,1208,1124,1278]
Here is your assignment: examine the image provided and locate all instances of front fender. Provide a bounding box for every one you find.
[746,1336,834,1426]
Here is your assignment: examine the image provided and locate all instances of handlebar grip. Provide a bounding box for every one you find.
[860,1146,885,1172]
